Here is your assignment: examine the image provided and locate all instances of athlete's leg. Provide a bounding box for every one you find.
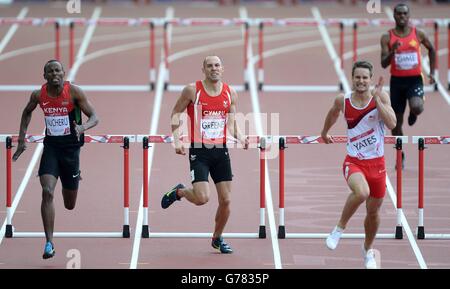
[392,112,404,136]
[363,196,384,250]
[40,174,58,243]
[177,181,210,205]
[212,181,231,238]
[337,173,370,229]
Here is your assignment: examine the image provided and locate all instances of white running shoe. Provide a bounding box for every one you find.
[326,226,344,250]
[363,247,378,269]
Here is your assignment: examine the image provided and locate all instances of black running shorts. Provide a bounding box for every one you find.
[188,145,233,184]
[390,75,424,114]
[38,144,81,190]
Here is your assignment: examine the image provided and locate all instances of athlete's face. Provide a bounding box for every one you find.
[352,67,372,93]
[44,62,65,88]
[202,57,224,82]
[394,6,409,28]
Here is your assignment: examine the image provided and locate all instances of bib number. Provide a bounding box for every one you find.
[45,115,71,136]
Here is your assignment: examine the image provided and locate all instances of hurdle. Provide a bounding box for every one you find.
[413,136,450,240]
[67,17,157,90]
[256,18,345,92]
[276,135,407,240]
[137,134,266,239]
[0,134,133,238]
[0,17,63,61]
[162,18,249,92]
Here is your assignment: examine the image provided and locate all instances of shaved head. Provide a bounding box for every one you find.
[394,3,409,13]
[44,59,64,73]
[203,56,223,68]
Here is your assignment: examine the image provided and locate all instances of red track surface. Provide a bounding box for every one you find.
[0,2,449,269]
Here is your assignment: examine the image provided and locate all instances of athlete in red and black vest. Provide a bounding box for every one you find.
[162,56,249,254]
[13,60,99,259]
[380,3,435,169]
[321,61,397,268]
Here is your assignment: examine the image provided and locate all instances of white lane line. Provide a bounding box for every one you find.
[314,6,427,269]
[68,7,102,82]
[241,7,282,270]
[386,179,428,269]
[0,7,28,54]
[129,6,174,270]
[385,7,450,105]
[311,7,351,93]
[0,8,102,246]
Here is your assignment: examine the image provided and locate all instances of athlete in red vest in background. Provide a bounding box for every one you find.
[161,56,249,254]
[380,3,435,169]
[13,60,99,259]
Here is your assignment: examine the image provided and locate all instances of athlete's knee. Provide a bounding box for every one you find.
[366,206,380,217]
[410,105,424,116]
[218,197,231,208]
[352,186,369,203]
[41,186,54,202]
[64,201,76,210]
[194,192,209,206]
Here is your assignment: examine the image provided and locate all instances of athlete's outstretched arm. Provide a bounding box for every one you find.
[320,94,344,144]
[171,84,195,155]
[13,90,40,161]
[227,87,248,149]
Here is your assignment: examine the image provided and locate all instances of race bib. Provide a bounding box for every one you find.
[45,115,71,136]
[395,52,419,70]
[201,117,226,140]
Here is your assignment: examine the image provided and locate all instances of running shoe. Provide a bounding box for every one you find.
[161,183,185,209]
[42,241,55,259]
[326,226,344,250]
[362,246,378,269]
[211,236,233,254]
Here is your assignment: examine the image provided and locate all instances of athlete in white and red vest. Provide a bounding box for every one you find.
[13,60,98,260]
[321,60,396,269]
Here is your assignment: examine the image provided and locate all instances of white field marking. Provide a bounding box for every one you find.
[311,7,351,93]
[129,6,174,270]
[385,7,450,105]
[316,5,427,269]
[386,178,428,269]
[68,7,102,82]
[241,6,282,270]
[0,7,28,54]
[0,8,102,246]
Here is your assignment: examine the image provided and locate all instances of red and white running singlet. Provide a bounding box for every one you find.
[344,92,385,160]
[187,81,231,145]
[39,81,83,146]
[389,26,422,77]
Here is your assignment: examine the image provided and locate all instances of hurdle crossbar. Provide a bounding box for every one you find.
[137,134,266,239]
[412,136,450,240]
[277,135,407,240]
[162,18,250,91]
[1,134,134,238]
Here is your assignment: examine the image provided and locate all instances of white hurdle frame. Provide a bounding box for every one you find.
[275,135,407,240]
[0,134,134,238]
[137,134,266,239]
[412,136,450,240]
